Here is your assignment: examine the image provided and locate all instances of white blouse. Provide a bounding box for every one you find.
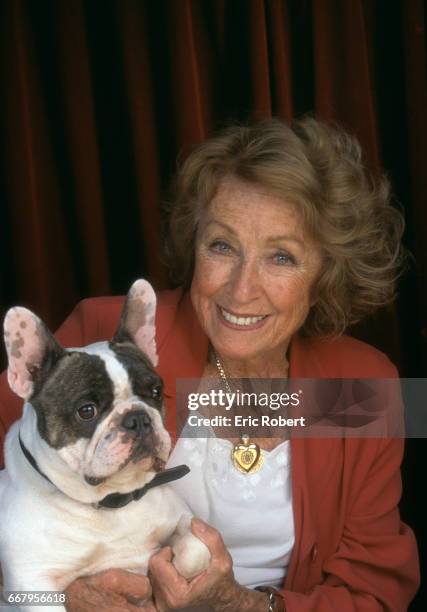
[166,431,295,589]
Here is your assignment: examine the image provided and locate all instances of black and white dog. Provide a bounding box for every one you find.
[0,279,209,609]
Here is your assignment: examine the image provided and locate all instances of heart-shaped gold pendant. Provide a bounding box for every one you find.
[232,435,264,474]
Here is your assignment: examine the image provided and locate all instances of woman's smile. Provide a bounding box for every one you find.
[217,305,269,330]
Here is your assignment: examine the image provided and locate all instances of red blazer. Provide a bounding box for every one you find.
[0,289,419,611]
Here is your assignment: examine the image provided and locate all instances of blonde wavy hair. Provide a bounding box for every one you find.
[165,117,405,337]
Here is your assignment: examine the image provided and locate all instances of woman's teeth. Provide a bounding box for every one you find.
[220,308,266,326]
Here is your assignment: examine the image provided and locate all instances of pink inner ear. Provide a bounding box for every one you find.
[4,307,44,399]
[7,369,33,399]
[135,327,158,367]
[123,279,159,367]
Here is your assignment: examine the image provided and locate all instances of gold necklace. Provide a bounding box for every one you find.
[212,350,264,474]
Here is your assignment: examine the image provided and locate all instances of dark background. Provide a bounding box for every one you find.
[0,1,426,608]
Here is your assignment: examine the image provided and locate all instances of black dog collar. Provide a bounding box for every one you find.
[18,433,190,509]
[19,433,53,484]
[96,464,190,509]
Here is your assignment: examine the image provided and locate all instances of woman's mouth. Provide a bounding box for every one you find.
[217,306,269,330]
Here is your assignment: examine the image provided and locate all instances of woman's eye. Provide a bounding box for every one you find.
[76,403,98,421]
[273,252,295,266]
[210,240,232,254]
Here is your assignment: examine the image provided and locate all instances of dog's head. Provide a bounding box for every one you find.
[4,279,171,488]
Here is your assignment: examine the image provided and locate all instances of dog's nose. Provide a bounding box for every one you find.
[121,410,152,436]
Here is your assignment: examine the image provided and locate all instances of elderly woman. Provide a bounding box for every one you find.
[0,118,419,611]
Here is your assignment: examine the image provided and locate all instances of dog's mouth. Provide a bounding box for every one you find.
[84,455,165,486]
[128,431,162,463]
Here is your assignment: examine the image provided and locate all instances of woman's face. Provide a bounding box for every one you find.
[190,177,323,363]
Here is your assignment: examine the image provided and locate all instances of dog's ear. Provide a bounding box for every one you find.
[4,307,65,399]
[112,279,158,367]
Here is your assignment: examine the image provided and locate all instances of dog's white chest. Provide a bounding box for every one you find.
[1,479,189,591]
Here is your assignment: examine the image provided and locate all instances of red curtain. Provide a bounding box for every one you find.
[0,0,426,375]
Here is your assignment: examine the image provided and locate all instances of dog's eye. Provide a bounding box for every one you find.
[76,403,98,421]
[151,384,162,400]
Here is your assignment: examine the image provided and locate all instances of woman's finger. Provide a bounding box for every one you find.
[65,569,153,612]
[149,547,189,590]
[149,549,195,610]
[150,546,173,563]
[136,601,157,612]
[88,568,152,600]
[191,519,232,566]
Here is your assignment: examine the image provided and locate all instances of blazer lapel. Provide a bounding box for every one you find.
[285,334,318,589]
[157,292,208,441]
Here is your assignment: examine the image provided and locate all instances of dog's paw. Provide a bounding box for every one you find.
[171,533,211,580]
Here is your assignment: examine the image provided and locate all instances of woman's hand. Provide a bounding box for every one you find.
[149,519,268,611]
[65,568,156,611]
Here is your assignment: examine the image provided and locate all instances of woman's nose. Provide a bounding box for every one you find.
[228,258,261,303]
